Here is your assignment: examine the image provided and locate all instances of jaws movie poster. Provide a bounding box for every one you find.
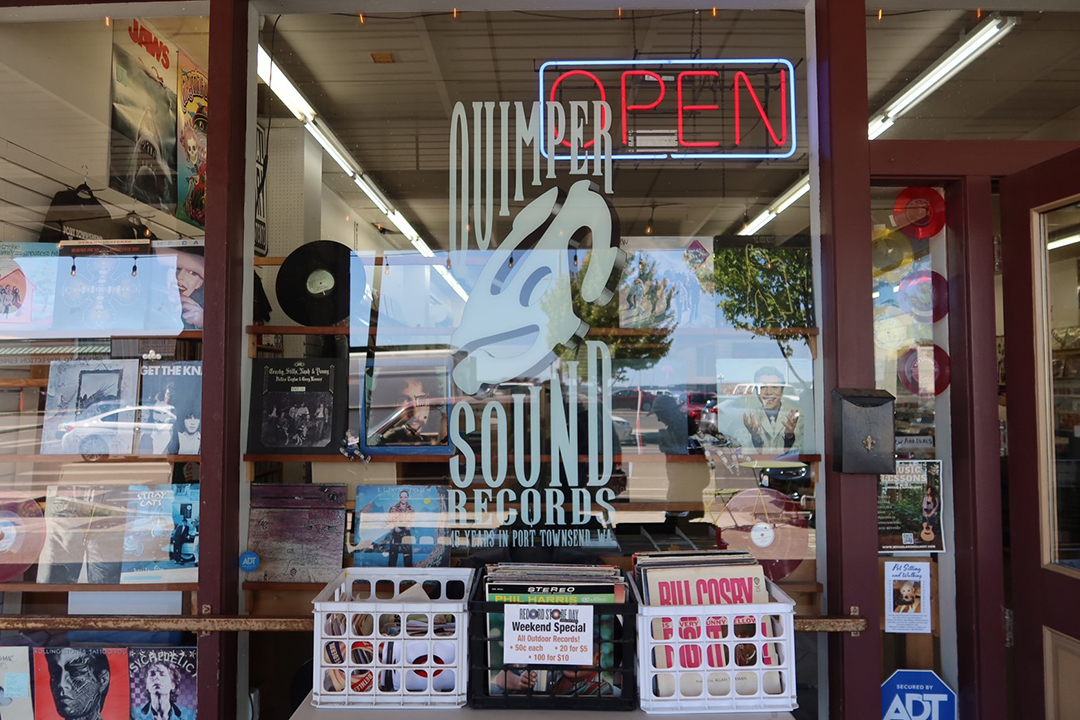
[109,19,178,214]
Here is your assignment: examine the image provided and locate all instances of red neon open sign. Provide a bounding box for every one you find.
[539,59,796,161]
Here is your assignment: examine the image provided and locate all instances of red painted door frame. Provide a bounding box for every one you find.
[1000,146,1080,720]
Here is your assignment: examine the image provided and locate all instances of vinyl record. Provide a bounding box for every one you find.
[0,493,45,582]
[897,344,951,397]
[874,304,913,353]
[898,269,949,323]
[276,240,352,326]
[715,488,809,581]
[872,229,913,276]
[893,187,946,240]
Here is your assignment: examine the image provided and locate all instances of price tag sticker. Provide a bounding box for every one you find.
[503,604,594,666]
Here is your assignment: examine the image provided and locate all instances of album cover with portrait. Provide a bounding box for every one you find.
[120,483,200,584]
[138,361,203,456]
[34,647,130,720]
[248,358,347,455]
[352,485,449,568]
[128,647,197,720]
[359,353,452,456]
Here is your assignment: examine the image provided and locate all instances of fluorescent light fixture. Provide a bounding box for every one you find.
[305,121,354,177]
[867,115,895,140]
[884,14,1017,121]
[387,210,420,242]
[739,210,776,236]
[411,238,435,258]
[435,264,470,301]
[773,177,811,214]
[354,175,391,215]
[256,45,315,123]
[1048,234,1080,251]
[740,14,1017,236]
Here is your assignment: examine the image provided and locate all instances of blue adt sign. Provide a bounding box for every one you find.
[882,670,957,720]
[239,551,260,573]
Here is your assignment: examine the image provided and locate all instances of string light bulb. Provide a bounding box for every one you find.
[976,8,982,19]
[878,8,883,21]
[508,253,514,269]
[104,16,111,27]
[742,211,750,231]
[573,251,579,267]
[453,7,458,19]
[70,259,76,276]
[645,206,655,236]
[712,7,717,17]
[358,12,365,24]
[618,7,623,17]
[131,258,138,277]
[384,258,390,275]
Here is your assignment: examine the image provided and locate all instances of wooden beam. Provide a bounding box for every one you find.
[871,140,1080,180]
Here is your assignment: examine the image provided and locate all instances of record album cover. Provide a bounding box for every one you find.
[34,647,130,720]
[138,361,203,456]
[0,646,32,718]
[247,484,345,583]
[120,483,199,584]
[41,359,140,456]
[352,485,449,568]
[129,647,197,720]
[248,358,347,454]
[37,485,129,584]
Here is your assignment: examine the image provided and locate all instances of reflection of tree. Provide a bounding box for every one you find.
[553,252,674,381]
[714,244,815,359]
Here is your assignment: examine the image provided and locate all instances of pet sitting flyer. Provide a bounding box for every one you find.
[885,560,932,634]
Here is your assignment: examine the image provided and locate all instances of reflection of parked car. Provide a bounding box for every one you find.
[611,388,656,412]
[729,383,801,403]
[683,392,717,422]
[611,415,633,444]
[58,405,175,457]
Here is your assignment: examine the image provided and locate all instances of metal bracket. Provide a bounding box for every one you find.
[850,605,861,637]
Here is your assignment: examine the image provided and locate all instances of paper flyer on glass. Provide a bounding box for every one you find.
[884,560,932,634]
[878,460,945,553]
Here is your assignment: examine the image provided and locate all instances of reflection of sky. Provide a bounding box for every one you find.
[0,247,186,338]
[375,252,483,347]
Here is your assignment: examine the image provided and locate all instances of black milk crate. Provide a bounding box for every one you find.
[467,569,639,711]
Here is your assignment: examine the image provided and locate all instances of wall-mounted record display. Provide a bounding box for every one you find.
[248,357,348,454]
[874,304,913,353]
[276,240,351,326]
[893,187,946,240]
[0,492,45,582]
[872,229,914,276]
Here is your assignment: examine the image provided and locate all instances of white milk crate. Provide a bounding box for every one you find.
[634,579,797,714]
[312,567,474,709]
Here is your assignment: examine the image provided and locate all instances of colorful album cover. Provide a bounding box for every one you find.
[128,647,197,720]
[248,358,347,455]
[0,243,60,336]
[360,353,451,456]
[121,483,199,584]
[51,253,156,336]
[149,244,205,332]
[619,245,717,330]
[712,357,815,456]
[348,251,376,347]
[40,359,140,456]
[109,19,178,213]
[0,646,33,717]
[247,484,346,583]
[176,52,207,229]
[37,485,131,584]
[138,361,203,456]
[878,460,945,554]
[34,647,130,720]
[352,485,449,568]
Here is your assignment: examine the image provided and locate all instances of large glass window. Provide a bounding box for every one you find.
[248,8,822,718]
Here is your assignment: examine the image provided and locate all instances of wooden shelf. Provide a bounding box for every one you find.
[246,325,819,339]
[243,581,324,592]
[0,378,49,389]
[1,583,196,592]
[247,325,346,336]
[0,454,199,464]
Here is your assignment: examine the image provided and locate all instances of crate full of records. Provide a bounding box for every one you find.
[311,567,474,709]
[633,551,797,714]
[468,563,638,711]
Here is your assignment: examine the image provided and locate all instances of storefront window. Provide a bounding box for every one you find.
[0,11,207,716]
[249,7,822,717]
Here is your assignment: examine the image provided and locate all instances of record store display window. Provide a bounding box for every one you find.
[247,9,822,711]
[0,13,207,712]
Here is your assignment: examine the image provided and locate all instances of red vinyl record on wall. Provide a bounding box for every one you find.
[898,269,949,323]
[897,344,952,397]
[714,488,809,581]
[893,187,946,240]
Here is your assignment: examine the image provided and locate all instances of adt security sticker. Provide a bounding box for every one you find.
[239,551,260,573]
[882,669,956,720]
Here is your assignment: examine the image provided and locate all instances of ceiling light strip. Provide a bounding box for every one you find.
[740,13,1017,236]
[258,44,461,296]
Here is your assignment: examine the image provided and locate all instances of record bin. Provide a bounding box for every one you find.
[633,578,798,714]
[467,568,638,711]
[311,567,474,709]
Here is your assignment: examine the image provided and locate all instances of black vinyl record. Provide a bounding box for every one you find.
[276,241,352,326]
